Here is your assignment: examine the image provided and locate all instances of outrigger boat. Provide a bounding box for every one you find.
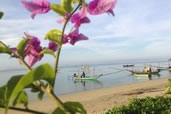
[73,66,103,80]
[128,70,159,77]
[129,70,159,75]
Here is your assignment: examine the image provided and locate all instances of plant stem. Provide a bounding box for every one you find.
[15,3,82,114]
[18,58,31,71]
[0,105,47,114]
[53,3,82,85]
[39,85,72,114]
[18,58,72,113]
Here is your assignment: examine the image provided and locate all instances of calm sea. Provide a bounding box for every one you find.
[0,62,171,99]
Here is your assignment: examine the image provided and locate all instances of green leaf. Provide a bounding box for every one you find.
[12,91,28,108]
[65,102,86,114]
[164,87,171,94]
[0,85,7,106]
[39,49,56,58]
[165,78,171,94]
[52,108,65,114]
[0,12,4,19]
[26,84,44,100]
[50,4,66,16]
[53,102,86,114]
[62,0,73,13]
[5,64,55,113]
[72,0,79,3]
[38,91,44,101]
[0,41,12,55]
[17,38,31,57]
[45,29,62,46]
[29,84,40,93]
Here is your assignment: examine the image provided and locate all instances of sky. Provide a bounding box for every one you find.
[0,0,171,69]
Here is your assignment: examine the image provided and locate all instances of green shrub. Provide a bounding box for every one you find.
[105,96,171,114]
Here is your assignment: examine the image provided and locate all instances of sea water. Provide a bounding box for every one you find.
[0,62,171,99]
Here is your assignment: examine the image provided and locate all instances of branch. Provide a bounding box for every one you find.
[53,2,82,85]
[0,105,47,114]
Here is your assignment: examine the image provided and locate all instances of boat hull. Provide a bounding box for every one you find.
[129,70,159,75]
[74,76,98,80]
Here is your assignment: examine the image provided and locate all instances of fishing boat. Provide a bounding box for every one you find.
[128,70,159,75]
[73,66,103,80]
[123,64,134,67]
[157,66,171,72]
[130,70,159,75]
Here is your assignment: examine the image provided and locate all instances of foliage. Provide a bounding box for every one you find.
[12,91,28,108]
[50,4,67,16]
[0,0,118,113]
[53,102,87,114]
[0,64,55,113]
[45,29,62,45]
[165,78,171,94]
[105,96,171,114]
[0,41,12,55]
[17,38,31,57]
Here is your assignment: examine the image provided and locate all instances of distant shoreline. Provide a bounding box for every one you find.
[2,77,170,114]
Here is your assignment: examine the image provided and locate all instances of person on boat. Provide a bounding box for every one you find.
[148,67,152,73]
[81,71,86,78]
[143,66,148,72]
[73,73,77,77]
[145,66,152,73]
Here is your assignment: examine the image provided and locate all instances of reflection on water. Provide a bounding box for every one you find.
[131,74,161,80]
[74,79,103,87]
[0,62,171,98]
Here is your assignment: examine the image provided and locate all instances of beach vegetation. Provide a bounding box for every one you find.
[105,96,171,114]
[165,78,171,94]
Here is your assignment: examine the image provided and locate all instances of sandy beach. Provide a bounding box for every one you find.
[1,78,170,114]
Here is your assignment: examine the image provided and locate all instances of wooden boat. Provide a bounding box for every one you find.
[128,70,159,75]
[123,64,134,67]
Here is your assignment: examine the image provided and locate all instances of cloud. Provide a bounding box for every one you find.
[1,0,171,66]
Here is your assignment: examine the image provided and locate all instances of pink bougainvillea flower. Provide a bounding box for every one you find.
[71,4,90,28]
[56,17,66,24]
[57,13,70,24]
[22,0,50,19]
[63,34,69,44]
[27,46,43,67]
[48,41,58,51]
[88,0,117,16]
[24,32,43,67]
[10,36,43,67]
[68,28,88,45]
[71,14,90,28]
